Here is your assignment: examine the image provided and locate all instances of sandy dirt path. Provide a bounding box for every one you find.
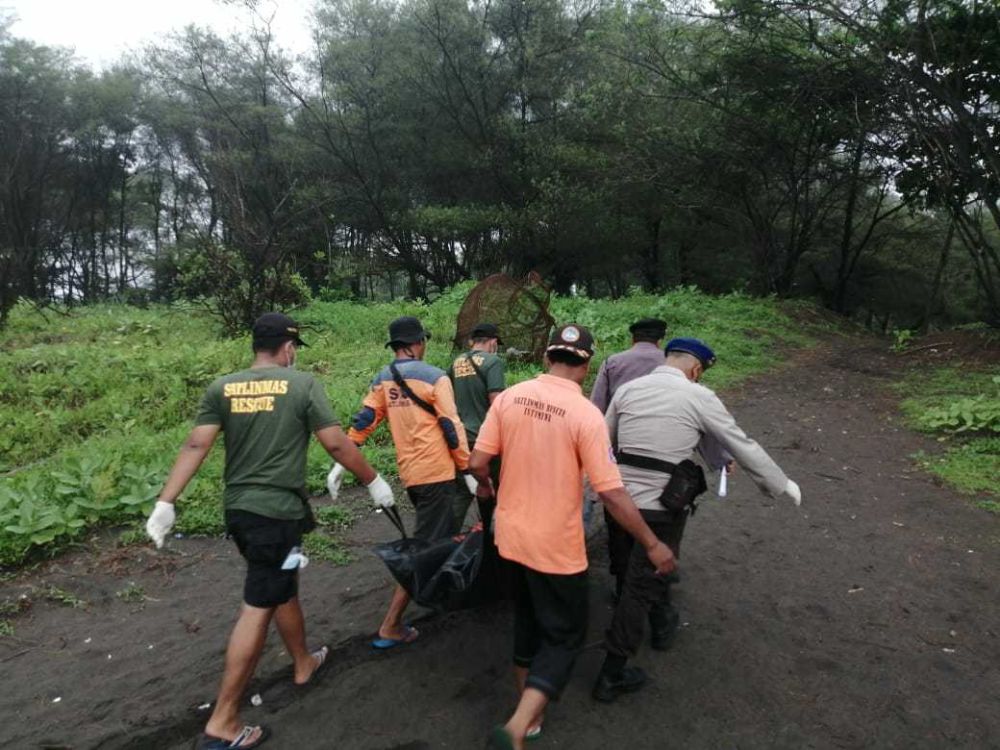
[2,336,998,749]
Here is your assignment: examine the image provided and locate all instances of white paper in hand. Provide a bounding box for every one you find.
[718,470,728,498]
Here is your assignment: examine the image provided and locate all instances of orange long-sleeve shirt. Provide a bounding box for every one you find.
[348,358,470,488]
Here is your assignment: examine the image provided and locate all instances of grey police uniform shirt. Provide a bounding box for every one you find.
[590,342,667,414]
[605,364,789,511]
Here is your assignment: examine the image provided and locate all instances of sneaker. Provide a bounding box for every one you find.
[592,665,648,703]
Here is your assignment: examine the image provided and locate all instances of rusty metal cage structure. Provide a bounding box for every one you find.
[453,272,555,362]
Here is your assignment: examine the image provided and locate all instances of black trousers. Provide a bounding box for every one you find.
[604,508,633,594]
[605,509,688,659]
[453,455,502,529]
[511,562,589,700]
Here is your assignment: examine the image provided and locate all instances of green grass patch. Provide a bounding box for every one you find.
[0,286,816,565]
[898,366,1000,513]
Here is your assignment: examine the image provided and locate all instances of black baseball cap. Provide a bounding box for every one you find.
[629,317,667,339]
[470,322,504,346]
[252,312,307,346]
[386,316,431,348]
[546,324,595,360]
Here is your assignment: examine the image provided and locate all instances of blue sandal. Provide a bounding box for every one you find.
[371,625,419,650]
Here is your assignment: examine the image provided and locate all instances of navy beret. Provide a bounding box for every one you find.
[665,337,716,368]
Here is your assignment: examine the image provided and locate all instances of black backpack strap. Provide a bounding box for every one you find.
[615,451,677,474]
[465,353,489,389]
[388,361,438,417]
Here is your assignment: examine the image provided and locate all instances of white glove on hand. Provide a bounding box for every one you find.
[463,473,479,496]
[366,474,395,509]
[326,462,345,501]
[784,479,802,507]
[145,501,175,549]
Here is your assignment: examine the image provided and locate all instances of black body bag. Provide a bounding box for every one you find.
[372,506,496,610]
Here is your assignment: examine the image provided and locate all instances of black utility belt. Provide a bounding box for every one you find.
[615,451,708,515]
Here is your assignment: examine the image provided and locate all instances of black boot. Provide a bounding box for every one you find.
[592,663,648,703]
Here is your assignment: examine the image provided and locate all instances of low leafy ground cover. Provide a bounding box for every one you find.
[897,365,1000,513]
[0,287,815,566]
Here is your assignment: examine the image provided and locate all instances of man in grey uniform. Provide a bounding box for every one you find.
[590,318,668,413]
[589,318,669,599]
[592,337,802,702]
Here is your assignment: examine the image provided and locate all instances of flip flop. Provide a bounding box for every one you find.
[487,726,515,750]
[526,724,543,742]
[372,625,419,650]
[294,645,330,686]
[195,725,270,749]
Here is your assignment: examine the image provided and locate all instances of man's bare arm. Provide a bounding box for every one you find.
[598,486,675,575]
[158,424,221,503]
[315,425,377,486]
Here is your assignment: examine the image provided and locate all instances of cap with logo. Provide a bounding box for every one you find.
[470,322,504,346]
[386,316,432,348]
[546,324,595,360]
[253,312,307,347]
[665,337,716,368]
[629,317,667,339]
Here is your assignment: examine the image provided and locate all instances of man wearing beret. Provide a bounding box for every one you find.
[593,337,802,702]
[590,318,670,611]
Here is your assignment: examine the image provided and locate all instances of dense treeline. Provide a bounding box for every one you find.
[1,0,998,332]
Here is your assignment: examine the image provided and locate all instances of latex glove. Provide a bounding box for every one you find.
[145,501,175,549]
[463,472,479,496]
[366,474,395,509]
[326,462,345,501]
[784,479,802,507]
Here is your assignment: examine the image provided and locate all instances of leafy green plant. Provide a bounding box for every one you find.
[891,328,915,352]
[39,585,86,608]
[116,582,146,603]
[303,532,352,565]
[922,394,1000,433]
[0,620,12,637]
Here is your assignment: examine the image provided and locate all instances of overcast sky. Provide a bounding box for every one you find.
[1,0,314,68]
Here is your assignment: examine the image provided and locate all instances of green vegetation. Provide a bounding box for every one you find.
[899,367,1000,512]
[0,287,813,565]
[115,582,146,603]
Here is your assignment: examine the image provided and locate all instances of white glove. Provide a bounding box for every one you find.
[366,474,395,509]
[326,463,345,501]
[145,501,175,549]
[463,473,479,496]
[784,479,802,507]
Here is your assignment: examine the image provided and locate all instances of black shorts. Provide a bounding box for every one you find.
[511,562,589,700]
[407,480,460,541]
[225,510,303,608]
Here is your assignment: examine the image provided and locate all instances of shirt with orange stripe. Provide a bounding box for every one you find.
[474,373,624,575]
[348,358,470,488]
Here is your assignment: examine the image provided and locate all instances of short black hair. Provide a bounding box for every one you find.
[546,349,588,367]
[252,337,289,354]
[390,341,421,353]
[632,331,660,344]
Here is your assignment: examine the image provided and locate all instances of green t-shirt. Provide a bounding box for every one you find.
[449,351,506,446]
[196,366,338,519]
